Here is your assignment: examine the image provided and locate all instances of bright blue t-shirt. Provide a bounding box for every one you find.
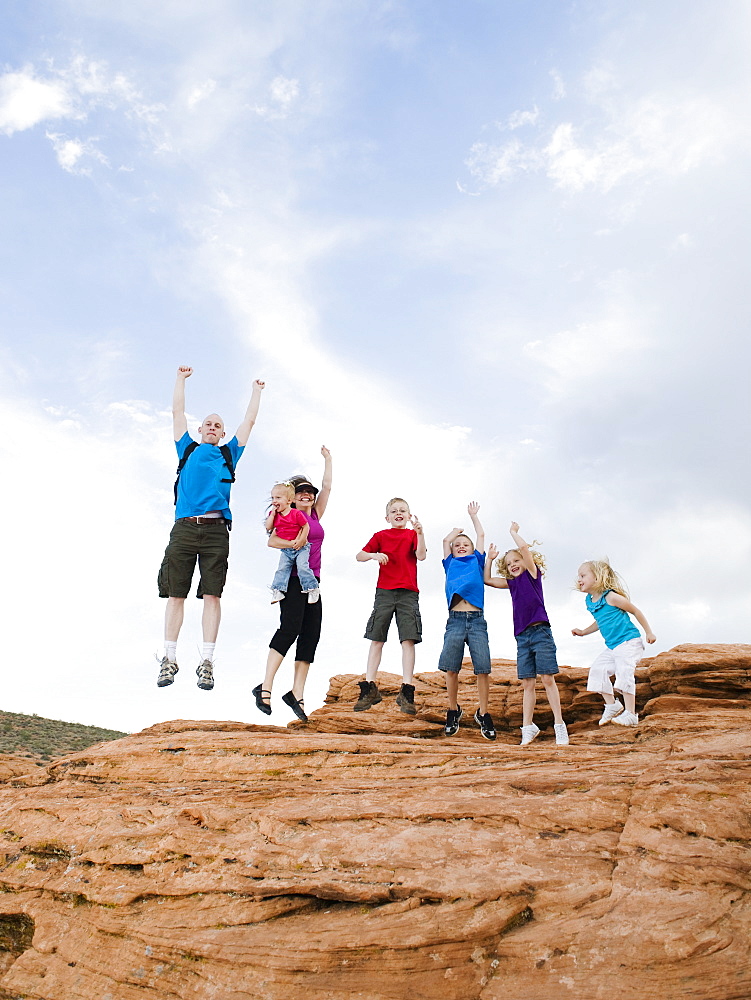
[585,590,640,649]
[442,551,486,610]
[174,432,244,521]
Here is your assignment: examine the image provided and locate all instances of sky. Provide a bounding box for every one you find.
[1,0,749,733]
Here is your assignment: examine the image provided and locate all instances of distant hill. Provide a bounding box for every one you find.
[0,709,127,762]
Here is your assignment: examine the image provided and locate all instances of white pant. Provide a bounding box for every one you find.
[586,637,644,697]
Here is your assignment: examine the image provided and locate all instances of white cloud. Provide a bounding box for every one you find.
[0,57,163,171]
[524,314,647,393]
[46,131,110,173]
[465,87,739,193]
[187,79,217,109]
[0,69,73,134]
[550,68,565,100]
[253,75,301,120]
[507,106,539,129]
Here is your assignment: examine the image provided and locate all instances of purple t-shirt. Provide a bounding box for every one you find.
[508,569,549,636]
[292,509,324,578]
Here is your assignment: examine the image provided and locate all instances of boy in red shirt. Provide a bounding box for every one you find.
[354,497,427,714]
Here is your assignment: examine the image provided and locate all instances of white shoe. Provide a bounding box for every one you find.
[306,588,320,604]
[554,722,569,746]
[270,589,285,603]
[520,723,540,746]
[612,710,638,727]
[598,700,624,726]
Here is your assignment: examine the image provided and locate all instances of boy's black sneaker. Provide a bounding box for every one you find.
[474,708,496,741]
[354,680,382,712]
[395,682,416,715]
[444,705,463,736]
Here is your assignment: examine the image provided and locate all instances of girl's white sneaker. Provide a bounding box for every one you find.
[599,700,624,725]
[554,722,569,746]
[612,710,639,727]
[520,723,540,746]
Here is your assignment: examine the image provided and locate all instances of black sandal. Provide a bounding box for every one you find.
[252,684,272,716]
[282,690,308,722]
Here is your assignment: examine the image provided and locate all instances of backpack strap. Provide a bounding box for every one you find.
[174,441,200,505]
[218,445,236,484]
[173,441,235,504]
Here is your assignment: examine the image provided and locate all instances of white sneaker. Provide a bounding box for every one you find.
[270,589,285,603]
[306,588,320,604]
[520,723,540,746]
[612,710,638,727]
[598,700,624,726]
[554,722,569,746]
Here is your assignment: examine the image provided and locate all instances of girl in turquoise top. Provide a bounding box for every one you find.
[572,560,656,728]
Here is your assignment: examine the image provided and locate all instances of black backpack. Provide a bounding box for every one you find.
[173,441,236,504]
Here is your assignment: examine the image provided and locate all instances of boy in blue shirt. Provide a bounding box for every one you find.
[439,502,495,739]
[156,366,264,691]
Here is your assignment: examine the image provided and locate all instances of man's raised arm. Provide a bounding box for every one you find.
[173,366,192,441]
[235,379,265,446]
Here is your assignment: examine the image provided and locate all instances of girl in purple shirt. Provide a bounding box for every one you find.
[485,522,568,747]
[252,447,332,723]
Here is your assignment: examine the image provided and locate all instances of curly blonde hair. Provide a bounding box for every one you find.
[495,543,546,579]
[579,559,629,598]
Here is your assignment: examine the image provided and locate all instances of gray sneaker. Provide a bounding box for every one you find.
[157,657,178,688]
[196,659,214,690]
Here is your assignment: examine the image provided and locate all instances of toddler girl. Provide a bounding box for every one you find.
[572,560,655,727]
[485,522,568,746]
[266,483,320,604]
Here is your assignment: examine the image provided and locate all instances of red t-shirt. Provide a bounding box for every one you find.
[273,507,308,541]
[362,528,419,591]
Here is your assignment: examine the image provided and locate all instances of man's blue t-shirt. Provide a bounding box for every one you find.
[442,551,486,610]
[174,432,244,521]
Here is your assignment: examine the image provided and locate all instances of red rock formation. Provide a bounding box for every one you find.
[0,644,749,999]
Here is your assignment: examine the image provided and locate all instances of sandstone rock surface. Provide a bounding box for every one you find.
[0,644,749,1000]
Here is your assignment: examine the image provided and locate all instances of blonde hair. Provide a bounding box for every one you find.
[580,559,629,598]
[495,543,546,579]
[270,482,295,502]
[385,497,410,514]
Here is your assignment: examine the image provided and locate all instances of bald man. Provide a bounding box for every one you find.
[156,366,264,690]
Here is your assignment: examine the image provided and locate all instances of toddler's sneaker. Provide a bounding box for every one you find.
[354,680,382,712]
[306,588,320,604]
[554,722,569,746]
[157,656,178,688]
[599,700,624,726]
[270,589,285,603]
[395,683,416,715]
[520,723,540,746]
[474,709,496,741]
[196,659,214,691]
[444,706,463,736]
[612,710,639,727]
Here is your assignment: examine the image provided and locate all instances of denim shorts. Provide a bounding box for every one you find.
[438,610,491,674]
[364,588,422,644]
[515,622,559,679]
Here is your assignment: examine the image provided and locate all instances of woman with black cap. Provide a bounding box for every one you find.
[252,446,332,722]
